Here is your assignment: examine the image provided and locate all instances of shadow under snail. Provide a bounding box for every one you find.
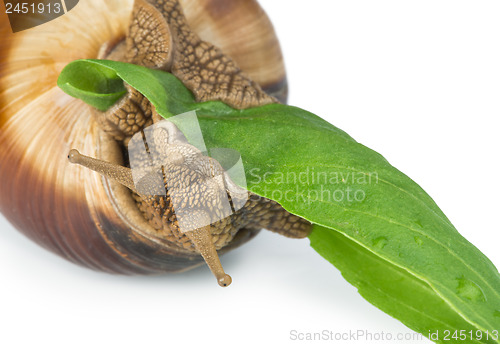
[0,0,312,286]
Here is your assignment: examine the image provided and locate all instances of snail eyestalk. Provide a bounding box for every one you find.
[68,149,137,192]
[185,226,232,287]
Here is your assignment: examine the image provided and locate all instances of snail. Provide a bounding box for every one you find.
[0,0,311,287]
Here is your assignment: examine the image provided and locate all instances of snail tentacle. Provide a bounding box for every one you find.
[68,149,138,193]
[185,225,232,287]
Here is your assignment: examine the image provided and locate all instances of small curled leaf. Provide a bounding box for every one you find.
[57,60,127,111]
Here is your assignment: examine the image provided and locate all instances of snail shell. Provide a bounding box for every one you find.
[0,0,295,275]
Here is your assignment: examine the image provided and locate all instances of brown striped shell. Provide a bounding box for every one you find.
[0,0,303,277]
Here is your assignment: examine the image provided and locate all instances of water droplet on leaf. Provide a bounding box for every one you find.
[372,236,388,249]
[414,236,423,246]
[456,278,486,302]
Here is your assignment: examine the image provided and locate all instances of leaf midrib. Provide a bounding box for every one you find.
[297,192,499,331]
[338,237,477,339]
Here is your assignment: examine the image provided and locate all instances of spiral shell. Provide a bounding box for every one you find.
[0,0,287,274]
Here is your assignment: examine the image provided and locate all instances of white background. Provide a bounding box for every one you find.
[1,1,499,343]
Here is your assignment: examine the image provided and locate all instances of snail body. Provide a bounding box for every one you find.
[0,0,310,285]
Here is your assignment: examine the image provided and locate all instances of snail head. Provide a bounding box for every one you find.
[69,120,247,287]
[66,0,310,287]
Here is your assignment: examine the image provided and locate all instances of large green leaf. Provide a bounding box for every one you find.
[58,59,500,343]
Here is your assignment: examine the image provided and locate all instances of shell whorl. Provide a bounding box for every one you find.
[0,0,287,273]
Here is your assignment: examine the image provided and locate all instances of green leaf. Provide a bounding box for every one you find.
[310,225,499,344]
[58,59,500,343]
[57,60,128,111]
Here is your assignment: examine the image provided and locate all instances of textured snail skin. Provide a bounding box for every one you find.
[180,0,288,102]
[0,0,297,274]
[132,0,275,108]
